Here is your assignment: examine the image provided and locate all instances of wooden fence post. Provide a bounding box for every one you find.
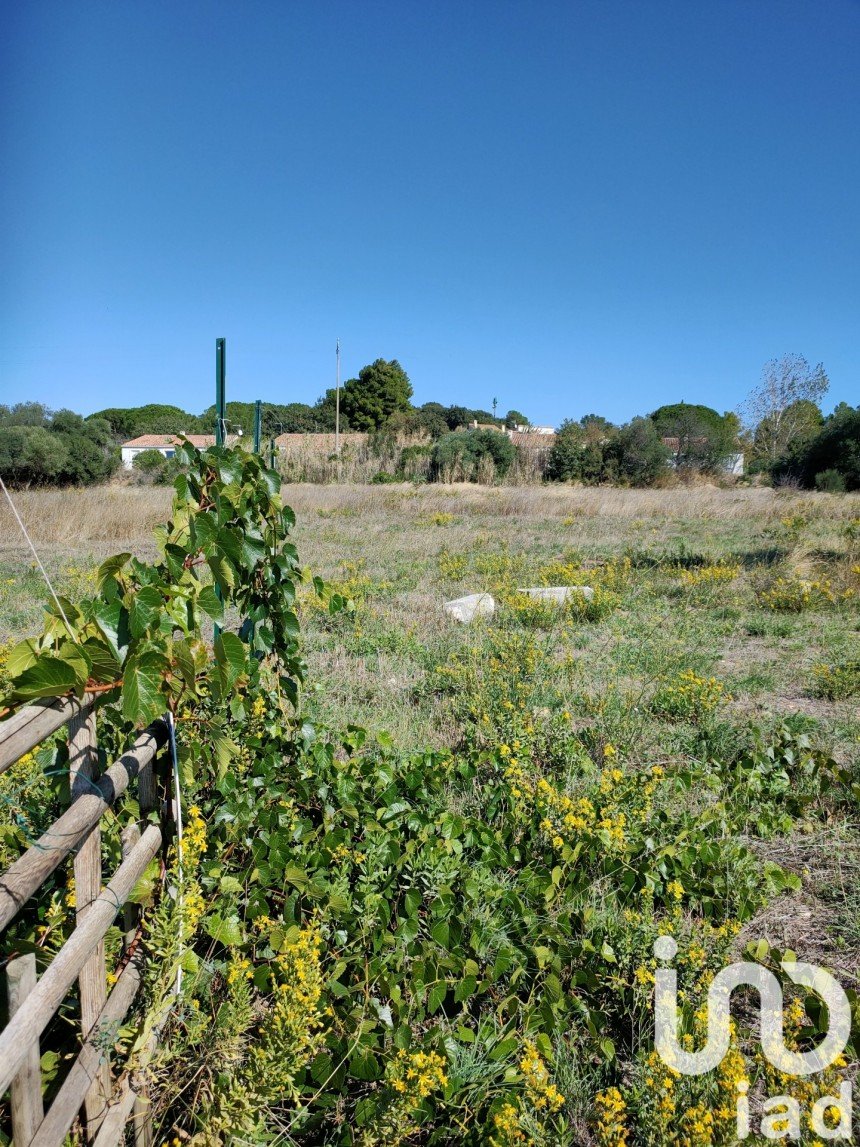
[69,708,110,1139]
[120,821,155,1146]
[7,953,44,1143]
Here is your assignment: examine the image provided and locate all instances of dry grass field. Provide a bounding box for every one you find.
[2,482,859,749]
[2,480,860,1142]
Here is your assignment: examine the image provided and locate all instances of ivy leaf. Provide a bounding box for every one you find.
[128,586,164,639]
[8,656,82,702]
[204,913,244,946]
[96,553,131,590]
[261,468,280,498]
[207,555,235,596]
[91,598,131,660]
[4,638,41,680]
[241,535,267,569]
[198,585,224,622]
[427,981,448,1014]
[215,632,247,687]
[171,640,198,690]
[123,650,168,725]
[192,513,218,548]
[348,1047,381,1082]
[80,638,122,684]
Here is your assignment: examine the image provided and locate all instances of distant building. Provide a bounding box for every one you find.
[509,424,555,436]
[659,437,744,475]
[120,434,216,469]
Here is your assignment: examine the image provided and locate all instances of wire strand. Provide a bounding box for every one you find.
[167,711,184,996]
[0,473,78,642]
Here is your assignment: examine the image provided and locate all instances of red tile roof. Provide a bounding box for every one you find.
[122,434,216,448]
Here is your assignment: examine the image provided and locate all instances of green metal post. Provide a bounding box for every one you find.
[215,338,226,446]
[214,338,226,639]
[253,399,262,455]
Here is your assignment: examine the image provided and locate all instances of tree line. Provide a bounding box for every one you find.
[1,353,856,489]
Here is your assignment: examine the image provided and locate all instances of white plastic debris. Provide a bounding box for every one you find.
[443,593,496,623]
[516,586,594,603]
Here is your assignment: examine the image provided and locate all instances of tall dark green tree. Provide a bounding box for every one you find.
[0,406,118,485]
[605,418,670,486]
[339,359,413,431]
[89,404,201,439]
[504,410,530,429]
[649,403,737,471]
[774,404,860,490]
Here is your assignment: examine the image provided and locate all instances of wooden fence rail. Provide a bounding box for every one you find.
[0,700,169,1147]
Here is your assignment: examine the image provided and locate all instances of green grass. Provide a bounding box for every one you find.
[2,483,860,1144]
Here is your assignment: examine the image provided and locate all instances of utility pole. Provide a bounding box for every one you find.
[335,339,341,455]
[335,339,341,482]
[492,396,498,421]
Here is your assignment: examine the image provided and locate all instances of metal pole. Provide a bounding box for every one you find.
[214,338,226,639]
[269,436,275,469]
[335,339,341,482]
[253,400,262,455]
[335,339,341,456]
[215,338,226,446]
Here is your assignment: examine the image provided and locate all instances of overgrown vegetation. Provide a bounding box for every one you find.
[1,468,859,1143]
[0,403,118,486]
[8,347,858,491]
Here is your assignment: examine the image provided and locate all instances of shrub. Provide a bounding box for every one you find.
[815,468,846,493]
[568,585,621,621]
[502,592,563,630]
[0,407,119,486]
[810,659,860,700]
[651,669,729,722]
[604,417,671,486]
[774,403,860,490]
[437,550,467,580]
[678,562,740,588]
[756,575,840,612]
[544,419,609,483]
[132,447,169,473]
[431,428,516,483]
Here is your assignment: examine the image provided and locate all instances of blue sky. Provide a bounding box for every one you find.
[1,0,857,426]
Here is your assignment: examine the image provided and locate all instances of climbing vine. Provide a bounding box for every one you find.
[4,441,307,724]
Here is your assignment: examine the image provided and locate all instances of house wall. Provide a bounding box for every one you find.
[121,446,174,470]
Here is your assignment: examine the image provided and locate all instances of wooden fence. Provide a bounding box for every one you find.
[0,694,169,1146]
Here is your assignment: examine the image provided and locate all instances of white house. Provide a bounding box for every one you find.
[120,434,216,470]
[659,437,744,476]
